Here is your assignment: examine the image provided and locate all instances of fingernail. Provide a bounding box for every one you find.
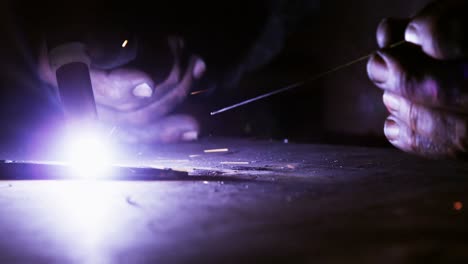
[133,83,153,98]
[182,131,198,141]
[368,54,389,84]
[405,24,421,45]
[193,58,206,79]
[383,92,400,114]
[384,117,400,142]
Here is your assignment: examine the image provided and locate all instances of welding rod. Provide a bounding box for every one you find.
[210,40,405,116]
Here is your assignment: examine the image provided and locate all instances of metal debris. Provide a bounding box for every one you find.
[204,148,229,153]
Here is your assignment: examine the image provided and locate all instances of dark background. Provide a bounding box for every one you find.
[0,0,431,149]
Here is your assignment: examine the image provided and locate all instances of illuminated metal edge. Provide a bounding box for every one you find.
[0,160,188,181]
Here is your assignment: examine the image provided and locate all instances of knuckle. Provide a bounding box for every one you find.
[451,117,468,154]
[397,64,425,103]
[413,114,468,159]
[382,50,420,98]
[377,18,392,48]
[399,70,418,99]
[408,100,419,132]
[411,134,447,158]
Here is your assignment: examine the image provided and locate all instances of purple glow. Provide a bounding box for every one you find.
[43,181,122,262]
[60,123,115,178]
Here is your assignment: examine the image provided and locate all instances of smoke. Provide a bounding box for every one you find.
[214,0,320,90]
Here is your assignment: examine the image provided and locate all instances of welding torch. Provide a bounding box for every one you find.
[47,38,97,124]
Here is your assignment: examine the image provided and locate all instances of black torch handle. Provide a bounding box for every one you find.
[56,62,97,122]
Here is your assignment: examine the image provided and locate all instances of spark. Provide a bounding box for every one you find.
[121,39,129,48]
[220,161,250,165]
[454,201,463,211]
[204,148,229,153]
[191,89,209,96]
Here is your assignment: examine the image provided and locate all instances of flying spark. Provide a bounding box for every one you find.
[191,89,209,96]
[204,148,229,153]
[121,40,129,48]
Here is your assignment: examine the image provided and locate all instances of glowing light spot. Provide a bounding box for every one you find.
[204,148,229,153]
[121,39,128,48]
[190,89,209,96]
[220,161,249,165]
[454,201,463,211]
[60,124,115,178]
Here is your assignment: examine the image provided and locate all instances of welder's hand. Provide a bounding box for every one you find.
[39,37,206,144]
[367,0,468,159]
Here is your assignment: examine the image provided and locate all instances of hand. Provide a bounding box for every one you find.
[367,0,468,159]
[39,37,206,144]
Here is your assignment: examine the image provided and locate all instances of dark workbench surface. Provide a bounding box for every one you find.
[1,138,468,263]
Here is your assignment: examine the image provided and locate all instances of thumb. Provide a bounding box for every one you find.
[404,0,468,60]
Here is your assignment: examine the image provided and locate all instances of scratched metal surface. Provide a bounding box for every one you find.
[0,138,468,263]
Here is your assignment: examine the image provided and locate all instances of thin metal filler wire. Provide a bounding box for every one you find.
[210,40,405,116]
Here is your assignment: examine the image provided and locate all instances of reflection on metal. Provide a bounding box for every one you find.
[0,160,188,181]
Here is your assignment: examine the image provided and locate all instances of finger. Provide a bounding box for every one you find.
[92,67,155,111]
[384,114,468,158]
[151,36,184,98]
[404,0,468,60]
[94,36,186,112]
[367,43,468,112]
[153,36,206,98]
[115,114,199,144]
[99,55,202,125]
[383,92,468,152]
[377,18,410,48]
[384,115,452,158]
